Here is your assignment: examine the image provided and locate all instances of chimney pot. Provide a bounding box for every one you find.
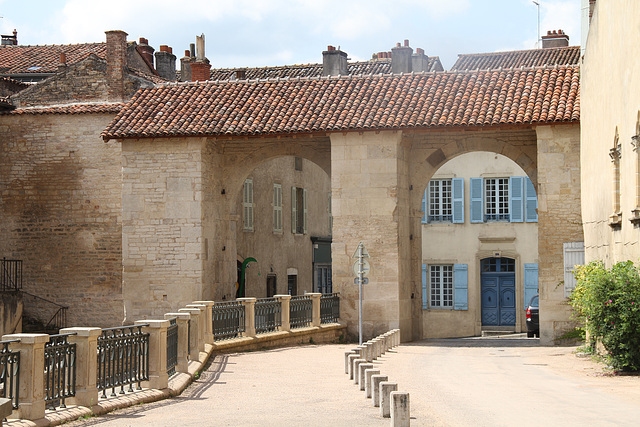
[190,43,196,58]
[396,42,401,47]
[185,50,190,57]
[416,47,424,55]
[59,52,66,64]
[541,29,570,48]
[404,39,409,47]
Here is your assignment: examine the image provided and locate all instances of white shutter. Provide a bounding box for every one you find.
[563,242,585,298]
[303,188,308,234]
[273,184,282,232]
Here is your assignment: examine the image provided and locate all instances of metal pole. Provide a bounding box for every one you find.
[532,1,540,48]
[358,242,364,345]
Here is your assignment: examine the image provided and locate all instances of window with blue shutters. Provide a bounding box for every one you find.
[485,178,510,221]
[524,177,538,222]
[422,263,468,310]
[452,177,465,223]
[428,179,453,222]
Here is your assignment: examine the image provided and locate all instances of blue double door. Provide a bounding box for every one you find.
[481,258,516,326]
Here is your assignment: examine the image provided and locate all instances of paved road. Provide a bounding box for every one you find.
[67,337,640,426]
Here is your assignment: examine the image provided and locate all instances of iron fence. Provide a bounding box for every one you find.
[0,340,20,409]
[212,301,245,340]
[320,293,340,324]
[0,258,22,291]
[97,325,149,398]
[166,318,178,377]
[44,333,76,409]
[255,297,281,334]
[290,295,312,328]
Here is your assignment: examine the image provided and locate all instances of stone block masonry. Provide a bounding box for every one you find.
[0,113,123,327]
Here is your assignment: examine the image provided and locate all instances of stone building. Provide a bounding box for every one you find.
[581,0,640,265]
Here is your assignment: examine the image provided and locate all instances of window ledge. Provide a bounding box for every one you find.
[630,208,640,226]
[609,212,622,229]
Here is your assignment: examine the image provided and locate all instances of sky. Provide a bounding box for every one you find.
[0,0,581,70]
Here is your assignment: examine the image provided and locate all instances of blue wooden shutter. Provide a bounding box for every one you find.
[452,178,464,223]
[422,188,428,223]
[422,264,428,309]
[454,264,468,310]
[525,177,538,222]
[470,178,483,223]
[510,176,524,223]
[524,263,539,307]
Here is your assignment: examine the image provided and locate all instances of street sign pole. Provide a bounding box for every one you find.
[358,242,363,345]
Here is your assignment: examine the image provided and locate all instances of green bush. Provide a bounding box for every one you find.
[570,260,640,371]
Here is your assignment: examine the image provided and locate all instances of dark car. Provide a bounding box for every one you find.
[526,294,539,338]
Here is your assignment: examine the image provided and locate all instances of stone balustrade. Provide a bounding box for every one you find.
[2,294,343,422]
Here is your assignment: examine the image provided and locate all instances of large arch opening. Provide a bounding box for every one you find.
[419,151,539,338]
[216,155,332,300]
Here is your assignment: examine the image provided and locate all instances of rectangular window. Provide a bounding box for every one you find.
[485,178,510,221]
[428,179,452,222]
[243,178,254,231]
[430,265,453,308]
[273,184,282,233]
[291,186,307,234]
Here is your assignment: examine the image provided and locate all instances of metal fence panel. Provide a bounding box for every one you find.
[255,298,282,334]
[97,325,149,398]
[212,302,245,341]
[166,318,178,377]
[0,340,20,409]
[44,334,76,409]
[320,293,340,324]
[0,258,22,291]
[290,296,312,328]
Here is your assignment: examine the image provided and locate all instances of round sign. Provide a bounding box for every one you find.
[353,259,371,277]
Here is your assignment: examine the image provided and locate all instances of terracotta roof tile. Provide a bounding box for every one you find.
[451,46,581,70]
[103,66,579,141]
[0,43,107,74]
[209,57,443,80]
[1,103,124,115]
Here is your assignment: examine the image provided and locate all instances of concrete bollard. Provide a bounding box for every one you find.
[365,342,374,362]
[348,354,360,380]
[391,392,410,426]
[359,363,374,391]
[364,369,380,398]
[353,359,366,385]
[372,375,388,407]
[380,381,398,418]
[345,351,356,374]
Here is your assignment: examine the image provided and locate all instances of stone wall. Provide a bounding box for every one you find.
[0,113,123,327]
[121,138,206,323]
[536,124,583,344]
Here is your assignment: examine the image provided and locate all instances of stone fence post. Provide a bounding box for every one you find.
[61,327,101,407]
[275,295,291,331]
[164,313,190,373]
[192,300,214,344]
[179,307,202,358]
[2,334,49,420]
[308,293,322,327]
[136,320,169,390]
[237,297,256,337]
[185,304,206,351]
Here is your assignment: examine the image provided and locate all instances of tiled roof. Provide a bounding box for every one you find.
[0,76,28,87]
[0,43,107,74]
[0,96,13,110]
[103,65,579,141]
[128,68,171,85]
[451,46,581,70]
[1,103,124,115]
[209,58,442,80]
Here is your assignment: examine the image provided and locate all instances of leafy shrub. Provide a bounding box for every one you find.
[570,260,640,371]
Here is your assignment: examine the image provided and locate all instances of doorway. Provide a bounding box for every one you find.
[481,257,516,326]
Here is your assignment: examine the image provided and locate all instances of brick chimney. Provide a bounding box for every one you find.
[155,45,177,81]
[322,45,348,76]
[105,30,128,102]
[235,69,247,80]
[137,37,155,69]
[392,40,413,73]
[412,47,429,72]
[1,29,18,46]
[541,29,570,48]
[58,52,67,73]
[191,61,211,82]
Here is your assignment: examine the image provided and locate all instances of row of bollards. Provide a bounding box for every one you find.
[344,329,410,426]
